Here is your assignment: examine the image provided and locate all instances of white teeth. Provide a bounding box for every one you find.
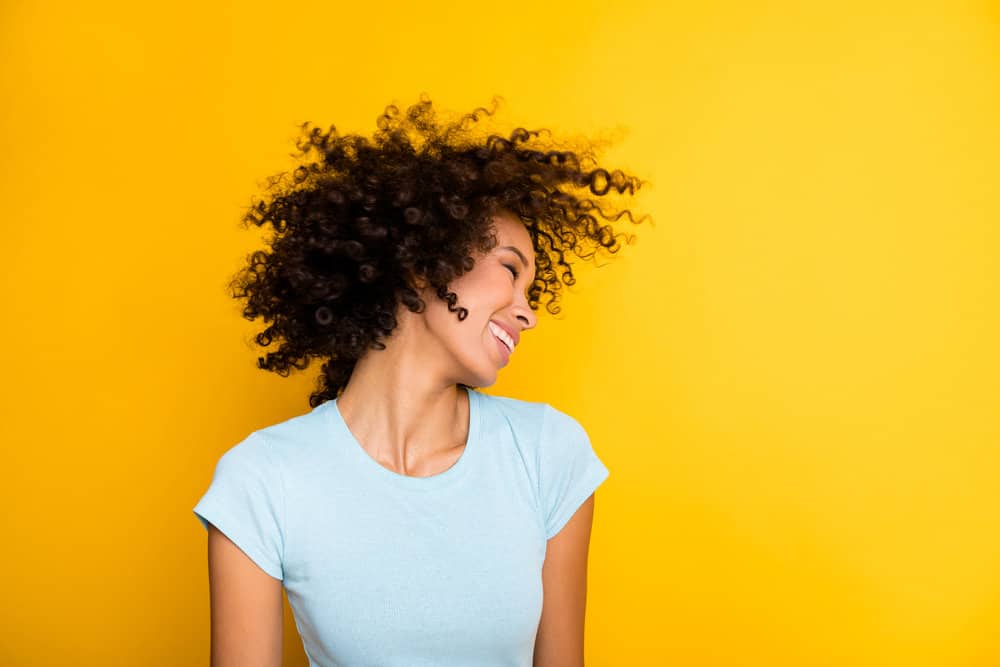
[488,321,514,352]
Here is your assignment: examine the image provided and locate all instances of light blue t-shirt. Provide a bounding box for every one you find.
[192,386,609,667]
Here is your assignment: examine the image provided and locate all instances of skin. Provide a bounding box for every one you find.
[206,211,598,666]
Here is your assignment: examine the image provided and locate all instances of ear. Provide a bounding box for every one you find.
[410,272,430,292]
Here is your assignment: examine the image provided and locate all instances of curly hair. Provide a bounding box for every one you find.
[227,95,650,407]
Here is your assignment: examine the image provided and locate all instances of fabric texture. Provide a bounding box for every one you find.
[192,387,609,667]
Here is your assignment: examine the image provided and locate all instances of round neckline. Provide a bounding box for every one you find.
[326,385,482,490]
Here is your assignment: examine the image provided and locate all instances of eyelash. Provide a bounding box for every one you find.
[503,264,520,280]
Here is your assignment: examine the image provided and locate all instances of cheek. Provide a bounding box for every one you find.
[419,272,497,338]
[441,278,491,321]
[423,294,484,346]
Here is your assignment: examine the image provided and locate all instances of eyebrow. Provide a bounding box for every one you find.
[501,245,531,269]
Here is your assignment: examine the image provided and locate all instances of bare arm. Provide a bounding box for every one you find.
[206,523,284,667]
[533,493,597,667]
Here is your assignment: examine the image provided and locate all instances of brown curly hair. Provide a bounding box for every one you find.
[227,95,650,407]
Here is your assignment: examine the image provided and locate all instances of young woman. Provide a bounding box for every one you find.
[193,96,647,666]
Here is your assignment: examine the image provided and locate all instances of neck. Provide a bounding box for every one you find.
[335,319,471,477]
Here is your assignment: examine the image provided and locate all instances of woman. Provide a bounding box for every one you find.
[193,96,647,666]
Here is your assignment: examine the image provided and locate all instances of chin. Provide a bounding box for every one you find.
[467,371,499,389]
[452,342,504,388]
[459,363,500,389]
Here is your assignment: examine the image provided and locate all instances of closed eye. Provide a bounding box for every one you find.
[503,264,519,280]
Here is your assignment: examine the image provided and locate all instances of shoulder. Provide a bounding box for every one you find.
[232,401,335,464]
[474,390,589,456]
[254,401,331,444]
[476,389,544,423]
[213,430,273,471]
[539,401,589,441]
[481,393,608,540]
[474,390,549,445]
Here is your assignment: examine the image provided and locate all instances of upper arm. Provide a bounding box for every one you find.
[206,523,284,667]
[534,492,597,667]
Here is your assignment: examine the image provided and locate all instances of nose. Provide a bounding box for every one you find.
[512,296,538,332]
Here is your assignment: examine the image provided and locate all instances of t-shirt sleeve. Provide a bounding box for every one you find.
[537,404,611,540]
[192,432,285,581]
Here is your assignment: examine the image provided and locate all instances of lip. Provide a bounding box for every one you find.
[493,332,511,364]
[489,319,520,348]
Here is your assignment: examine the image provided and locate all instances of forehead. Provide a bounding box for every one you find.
[491,213,533,258]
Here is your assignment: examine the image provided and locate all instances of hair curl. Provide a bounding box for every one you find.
[227,95,650,407]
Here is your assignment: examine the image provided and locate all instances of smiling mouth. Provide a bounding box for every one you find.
[488,321,514,353]
[491,333,512,364]
[494,333,512,353]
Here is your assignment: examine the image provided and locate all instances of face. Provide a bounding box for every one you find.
[415,211,539,388]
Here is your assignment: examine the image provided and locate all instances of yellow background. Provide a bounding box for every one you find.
[2,0,997,664]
